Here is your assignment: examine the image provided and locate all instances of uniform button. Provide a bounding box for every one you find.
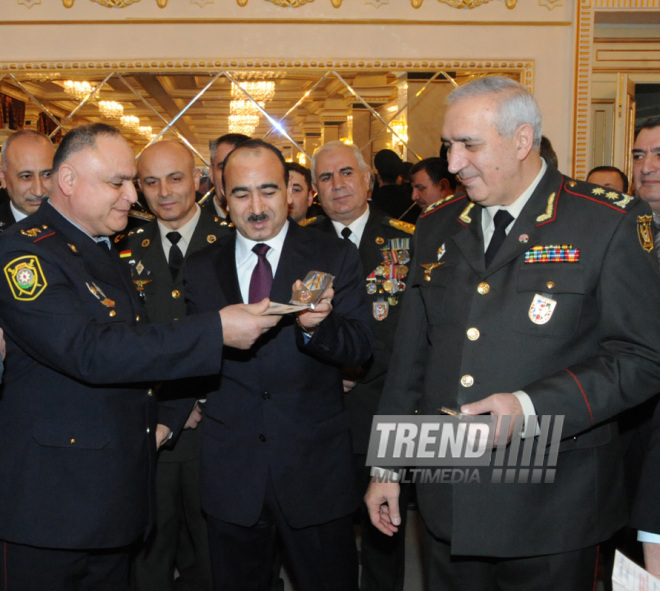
[477,282,490,295]
[461,375,474,387]
[109,310,117,317]
[414,409,420,415]
[70,438,76,445]
[263,392,271,400]
[147,388,154,397]
[259,434,266,442]
[146,427,151,434]
[467,328,480,341]
[546,281,555,290]
[135,314,141,322]
[171,290,181,299]
[424,275,431,283]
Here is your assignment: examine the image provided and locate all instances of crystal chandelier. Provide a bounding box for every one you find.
[120,115,140,131]
[228,114,259,136]
[231,81,275,103]
[98,101,124,119]
[138,126,153,138]
[62,80,95,101]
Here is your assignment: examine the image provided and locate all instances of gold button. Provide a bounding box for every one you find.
[135,314,141,322]
[70,438,76,445]
[477,282,490,295]
[171,290,181,299]
[568,181,577,188]
[147,389,154,397]
[146,428,151,434]
[546,281,555,290]
[467,328,480,341]
[109,310,117,317]
[461,375,474,387]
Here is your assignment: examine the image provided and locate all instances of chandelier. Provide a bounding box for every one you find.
[120,115,140,131]
[228,114,259,136]
[62,80,95,101]
[231,81,275,103]
[138,126,153,138]
[98,101,124,119]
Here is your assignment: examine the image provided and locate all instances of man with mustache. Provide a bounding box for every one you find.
[184,138,373,591]
[0,130,55,231]
[365,76,660,590]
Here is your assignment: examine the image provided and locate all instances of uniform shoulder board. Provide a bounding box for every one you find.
[299,215,326,228]
[567,178,635,211]
[387,218,415,235]
[20,224,53,240]
[218,219,235,229]
[422,193,466,217]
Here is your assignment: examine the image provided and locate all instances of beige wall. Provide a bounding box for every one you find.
[1,0,575,168]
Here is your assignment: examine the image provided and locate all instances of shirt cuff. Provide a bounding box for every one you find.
[638,531,660,543]
[512,390,540,438]
[370,466,400,482]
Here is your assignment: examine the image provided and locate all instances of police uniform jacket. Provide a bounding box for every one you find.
[316,206,414,454]
[377,166,660,557]
[184,221,373,529]
[0,201,224,550]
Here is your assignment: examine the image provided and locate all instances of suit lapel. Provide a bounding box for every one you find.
[270,223,309,304]
[452,204,487,276]
[213,234,242,304]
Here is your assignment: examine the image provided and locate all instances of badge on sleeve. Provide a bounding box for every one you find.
[528,293,557,325]
[637,215,654,253]
[4,255,48,301]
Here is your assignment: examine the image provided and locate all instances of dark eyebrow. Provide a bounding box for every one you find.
[258,183,280,191]
[633,147,660,154]
[339,166,355,174]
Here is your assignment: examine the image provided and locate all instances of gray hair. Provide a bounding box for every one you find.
[311,141,371,184]
[1,130,53,171]
[447,76,543,149]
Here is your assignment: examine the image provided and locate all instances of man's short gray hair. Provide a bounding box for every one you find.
[311,141,371,184]
[447,76,543,150]
[1,130,53,171]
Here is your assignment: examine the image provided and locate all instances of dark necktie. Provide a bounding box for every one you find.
[167,231,184,278]
[249,243,273,304]
[341,227,352,241]
[485,209,514,267]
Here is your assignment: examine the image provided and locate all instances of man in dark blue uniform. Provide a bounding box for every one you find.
[0,123,280,591]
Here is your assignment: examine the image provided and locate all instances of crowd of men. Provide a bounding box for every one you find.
[0,76,659,591]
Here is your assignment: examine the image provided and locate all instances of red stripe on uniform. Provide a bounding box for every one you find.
[565,368,593,425]
[33,231,56,243]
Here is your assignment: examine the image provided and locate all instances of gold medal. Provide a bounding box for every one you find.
[383,279,394,293]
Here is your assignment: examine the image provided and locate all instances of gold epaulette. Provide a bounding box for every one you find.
[218,219,235,229]
[299,215,325,227]
[423,193,462,216]
[20,224,50,238]
[388,218,415,235]
[568,178,635,211]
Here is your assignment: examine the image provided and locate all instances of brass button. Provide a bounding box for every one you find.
[461,374,474,387]
[147,388,154,397]
[109,310,117,317]
[424,275,431,282]
[414,409,420,415]
[546,281,555,290]
[146,428,151,434]
[467,328,480,341]
[477,282,490,295]
[171,290,181,299]
[70,438,76,445]
[135,314,141,322]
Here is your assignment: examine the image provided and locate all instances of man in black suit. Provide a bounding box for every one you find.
[120,140,232,590]
[311,140,414,591]
[184,139,372,591]
[365,76,660,590]
[0,123,280,591]
[629,117,660,577]
[0,130,54,231]
[409,156,457,215]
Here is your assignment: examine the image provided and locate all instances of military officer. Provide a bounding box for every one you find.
[365,76,660,591]
[0,123,280,591]
[0,130,54,231]
[311,140,414,591]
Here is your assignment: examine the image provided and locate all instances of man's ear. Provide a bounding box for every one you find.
[58,164,76,196]
[0,168,6,189]
[192,167,201,192]
[515,123,535,161]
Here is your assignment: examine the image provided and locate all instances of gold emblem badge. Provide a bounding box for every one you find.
[67,243,79,254]
[638,214,654,253]
[141,239,150,248]
[4,255,48,301]
[421,262,444,282]
[375,237,385,245]
[207,234,217,243]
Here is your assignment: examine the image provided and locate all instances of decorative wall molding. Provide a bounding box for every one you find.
[595,0,659,7]
[539,0,563,9]
[572,0,594,180]
[63,0,167,6]
[265,0,315,6]
[18,0,42,7]
[411,0,516,7]
[0,59,534,89]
